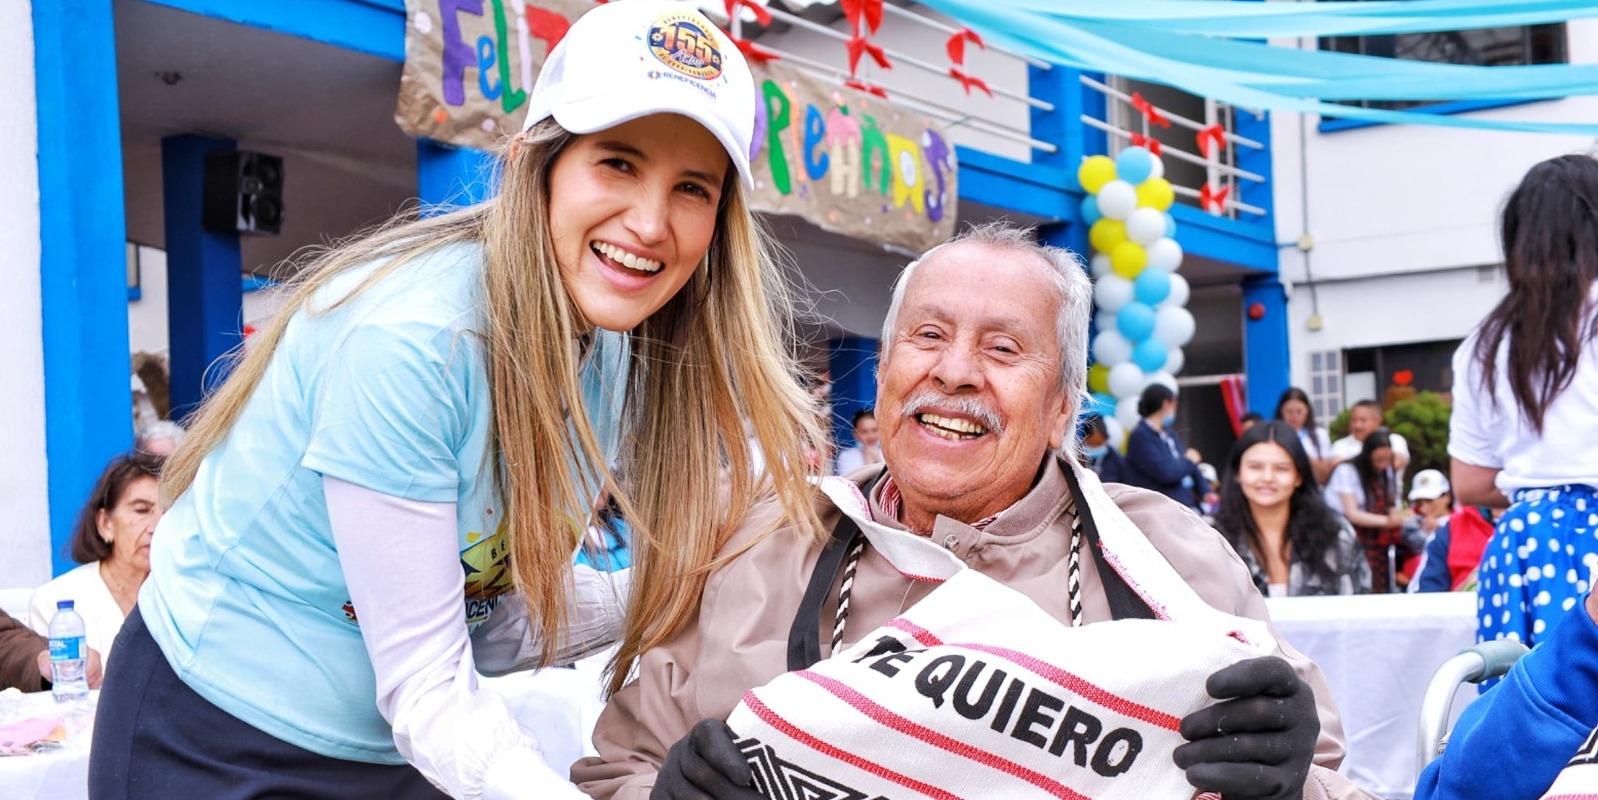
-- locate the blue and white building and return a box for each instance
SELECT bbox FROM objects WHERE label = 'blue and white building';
[6,0,1295,588]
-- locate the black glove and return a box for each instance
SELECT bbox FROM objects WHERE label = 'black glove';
[651,719,764,800]
[1172,656,1320,800]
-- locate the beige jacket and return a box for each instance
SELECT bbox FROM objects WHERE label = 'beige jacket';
[573,457,1372,800]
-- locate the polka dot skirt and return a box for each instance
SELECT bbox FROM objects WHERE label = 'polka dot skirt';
[1478,485,1598,656]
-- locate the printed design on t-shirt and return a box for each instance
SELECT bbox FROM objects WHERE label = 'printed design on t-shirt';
[462,518,514,626]
[737,736,889,800]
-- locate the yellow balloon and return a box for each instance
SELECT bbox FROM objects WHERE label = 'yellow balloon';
[1078,155,1117,195]
[1089,219,1127,254]
[1111,241,1148,279]
[1136,178,1175,211]
[1088,363,1110,395]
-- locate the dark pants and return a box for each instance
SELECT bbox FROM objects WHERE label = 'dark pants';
[90,608,448,800]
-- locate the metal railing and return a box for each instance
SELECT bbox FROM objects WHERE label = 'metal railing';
[1080,74,1268,219]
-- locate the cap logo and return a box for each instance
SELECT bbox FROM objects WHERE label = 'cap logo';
[647,12,724,81]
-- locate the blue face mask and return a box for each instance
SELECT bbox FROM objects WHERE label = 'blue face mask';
[1083,444,1108,460]
[1162,413,1177,428]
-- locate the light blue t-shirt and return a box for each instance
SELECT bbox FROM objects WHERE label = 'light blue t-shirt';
[141,242,628,763]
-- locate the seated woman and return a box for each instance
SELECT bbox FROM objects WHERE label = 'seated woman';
[1213,421,1370,597]
[28,452,164,663]
[1324,431,1418,593]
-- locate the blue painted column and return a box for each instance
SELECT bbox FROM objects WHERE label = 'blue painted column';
[1243,275,1291,416]
[828,337,879,449]
[35,0,133,575]
[164,135,245,423]
[418,140,495,210]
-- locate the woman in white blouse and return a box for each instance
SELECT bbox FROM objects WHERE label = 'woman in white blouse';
[28,452,163,662]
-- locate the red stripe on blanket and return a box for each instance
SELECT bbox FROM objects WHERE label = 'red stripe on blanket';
[955,642,1182,730]
[885,617,945,647]
[795,671,1093,800]
[743,693,965,800]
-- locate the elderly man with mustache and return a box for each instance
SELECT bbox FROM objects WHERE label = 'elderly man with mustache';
[573,223,1370,800]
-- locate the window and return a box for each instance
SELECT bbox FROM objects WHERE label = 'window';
[1307,349,1343,421]
[1321,22,1567,111]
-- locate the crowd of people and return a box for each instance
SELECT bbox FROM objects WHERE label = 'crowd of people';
[2,4,1596,800]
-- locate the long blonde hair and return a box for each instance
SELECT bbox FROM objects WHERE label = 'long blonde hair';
[162,119,824,687]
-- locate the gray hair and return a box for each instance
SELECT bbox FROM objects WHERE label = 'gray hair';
[878,221,1093,410]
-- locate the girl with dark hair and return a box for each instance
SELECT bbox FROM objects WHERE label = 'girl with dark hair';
[27,451,164,664]
[1273,386,1335,485]
[1214,422,1369,597]
[1325,431,1417,593]
[1122,383,1205,508]
[1453,153,1598,648]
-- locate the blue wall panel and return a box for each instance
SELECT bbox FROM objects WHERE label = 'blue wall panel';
[35,0,135,576]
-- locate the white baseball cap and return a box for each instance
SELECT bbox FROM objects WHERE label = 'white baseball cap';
[1408,469,1451,501]
[522,0,756,189]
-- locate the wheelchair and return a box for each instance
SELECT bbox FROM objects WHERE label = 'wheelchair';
[1415,638,1530,775]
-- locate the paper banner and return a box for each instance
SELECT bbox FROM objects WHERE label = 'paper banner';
[395,0,591,152]
[749,62,957,255]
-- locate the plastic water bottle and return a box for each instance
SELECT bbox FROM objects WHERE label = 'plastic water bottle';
[48,600,89,703]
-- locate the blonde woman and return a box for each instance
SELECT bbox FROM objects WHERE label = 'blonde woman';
[89,3,821,799]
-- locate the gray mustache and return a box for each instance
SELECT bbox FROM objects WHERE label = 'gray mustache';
[900,391,1004,435]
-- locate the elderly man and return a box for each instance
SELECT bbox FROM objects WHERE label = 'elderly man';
[572,224,1367,800]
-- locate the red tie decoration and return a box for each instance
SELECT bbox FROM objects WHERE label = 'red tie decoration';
[1200,182,1231,215]
[1130,132,1162,156]
[945,27,991,97]
[721,0,780,64]
[1130,92,1172,129]
[1195,123,1227,158]
[844,78,889,99]
[840,0,891,83]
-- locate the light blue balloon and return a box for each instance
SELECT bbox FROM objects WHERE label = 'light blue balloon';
[1081,195,1102,226]
[1089,392,1116,417]
[1133,268,1172,306]
[1115,147,1155,186]
[1117,302,1157,343]
[1165,214,1178,238]
[1132,338,1168,373]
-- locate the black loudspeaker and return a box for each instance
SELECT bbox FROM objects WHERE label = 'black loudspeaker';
[202,150,284,235]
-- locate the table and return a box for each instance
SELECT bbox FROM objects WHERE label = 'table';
[1266,592,1480,800]
[0,658,606,800]
[0,691,94,800]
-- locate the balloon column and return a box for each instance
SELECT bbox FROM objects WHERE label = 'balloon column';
[1078,146,1196,443]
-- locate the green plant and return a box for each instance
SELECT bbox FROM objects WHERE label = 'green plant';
[1386,391,1451,495]
[1328,408,1352,440]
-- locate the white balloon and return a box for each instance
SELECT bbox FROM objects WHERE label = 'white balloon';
[1093,275,1134,313]
[1154,305,1196,348]
[1165,346,1185,376]
[1096,180,1138,220]
[1095,310,1116,334]
[1146,154,1165,181]
[1146,238,1184,273]
[1092,330,1133,365]
[1125,208,1167,245]
[1115,396,1141,433]
[1103,416,1126,450]
[1161,272,1190,308]
[1108,361,1146,399]
[1146,370,1179,393]
[1090,253,1113,278]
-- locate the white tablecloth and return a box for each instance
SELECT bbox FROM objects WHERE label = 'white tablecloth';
[0,651,610,800]
[0,691,94,800]
[1267,592,1480,800]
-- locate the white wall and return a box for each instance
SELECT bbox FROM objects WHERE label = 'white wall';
[0,2,52,589]
[1272,20,1598,387]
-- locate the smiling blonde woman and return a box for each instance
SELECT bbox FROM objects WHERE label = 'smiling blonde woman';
[88,4,822,799]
